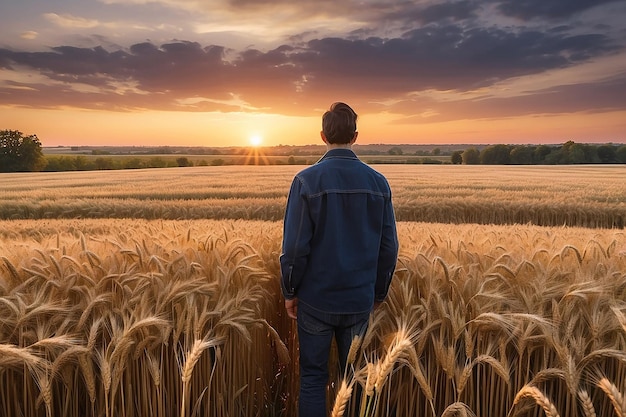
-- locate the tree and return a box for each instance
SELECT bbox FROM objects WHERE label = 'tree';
[451,151,463,164]
[462,147,480,165]
[597,145,617,163]
[73,155,90,170]
[388,146,403,155]
[95,157,114,170]
[534,145,553,163]
[0,130,46,172]
[47,156,80,171]
[510,146,535,164]
[558,141,582,164]
[147,157,166,168]
[617,145,626,163]
[124,158,144,169]
[176,157,191,167]
[480,144,511,164]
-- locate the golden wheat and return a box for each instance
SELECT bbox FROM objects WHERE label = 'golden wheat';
[1,165,624,228]
[597,377,626,417]
[0,211,624,416]
[330,378,353,417]
[180,337,222,417]
[578,389,597,417]
[441,401,476,417]
[512,385,561,417]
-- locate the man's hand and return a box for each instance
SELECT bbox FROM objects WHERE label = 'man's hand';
[285,298,298,320]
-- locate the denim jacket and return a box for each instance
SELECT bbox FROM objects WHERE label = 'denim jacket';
[280,148,399,314]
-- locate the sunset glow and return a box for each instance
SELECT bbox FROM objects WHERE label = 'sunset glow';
[249,135,263,147]
[0,1,624,147]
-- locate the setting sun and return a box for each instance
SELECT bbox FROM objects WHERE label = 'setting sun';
[249,135,263,147]
[243,135,270,165]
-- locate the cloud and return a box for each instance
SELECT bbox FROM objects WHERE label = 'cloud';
[0,19,621,116]
[494,0,623,20]
[20,31,39,40]
[44,13,101,29]
[391,73,626,124]
[0,0,624,123]
[295,25,620,95]
[419,1,479,23]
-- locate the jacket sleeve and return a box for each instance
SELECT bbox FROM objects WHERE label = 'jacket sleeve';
[279,177,312,299]
[375,191,399,302]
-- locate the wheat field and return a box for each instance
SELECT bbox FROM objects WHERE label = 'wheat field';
[1,165,624,227]
[1,165,625,417]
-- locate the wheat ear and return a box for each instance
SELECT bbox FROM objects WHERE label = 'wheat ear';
[330,378,353,417]
[578,389,596,417]
[374,330,412,391]
[512,385,560,417]
[442,401,476,417]
[0,344,43,370]
[597,377,625,417]
[346,334,362,368]
[364,362,377,398]
[260,319,290,365]
[78,352,97,404]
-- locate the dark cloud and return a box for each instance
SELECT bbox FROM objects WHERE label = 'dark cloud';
[0,20,621,115]
[293,25,619,96]
[494,0,622,20]
[214,0,622,29]
[354,1,481,30]
[391,73,626,124]
[419,1,479,23]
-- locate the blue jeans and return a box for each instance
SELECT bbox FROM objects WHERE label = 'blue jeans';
[297,303,370,417]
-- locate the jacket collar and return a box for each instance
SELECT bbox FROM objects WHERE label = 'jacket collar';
[318,148,358,162]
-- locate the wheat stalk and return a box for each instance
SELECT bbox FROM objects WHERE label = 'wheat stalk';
[180,337,223,417]
[95,348,112,417]
[33,368,53,417]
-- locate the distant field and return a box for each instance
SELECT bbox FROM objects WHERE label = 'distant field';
[41,151,448,167]
[1,164,624,228]
[44,151,302,166]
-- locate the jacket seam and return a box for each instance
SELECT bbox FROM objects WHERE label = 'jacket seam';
[306,189,389,198]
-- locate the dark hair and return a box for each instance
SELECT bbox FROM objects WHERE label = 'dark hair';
[322,102,358,144]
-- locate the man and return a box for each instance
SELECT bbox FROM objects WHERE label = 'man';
[280,102,399,417]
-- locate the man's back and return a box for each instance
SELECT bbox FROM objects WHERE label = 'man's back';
[280,148,398,313]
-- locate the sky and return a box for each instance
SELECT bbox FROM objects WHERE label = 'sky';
[1,0,625,148]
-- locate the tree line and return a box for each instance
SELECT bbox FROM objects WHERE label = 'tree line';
[451,141,626,165]
[1,130,625,172]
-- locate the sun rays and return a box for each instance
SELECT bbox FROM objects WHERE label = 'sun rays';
[243,135,271,165]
